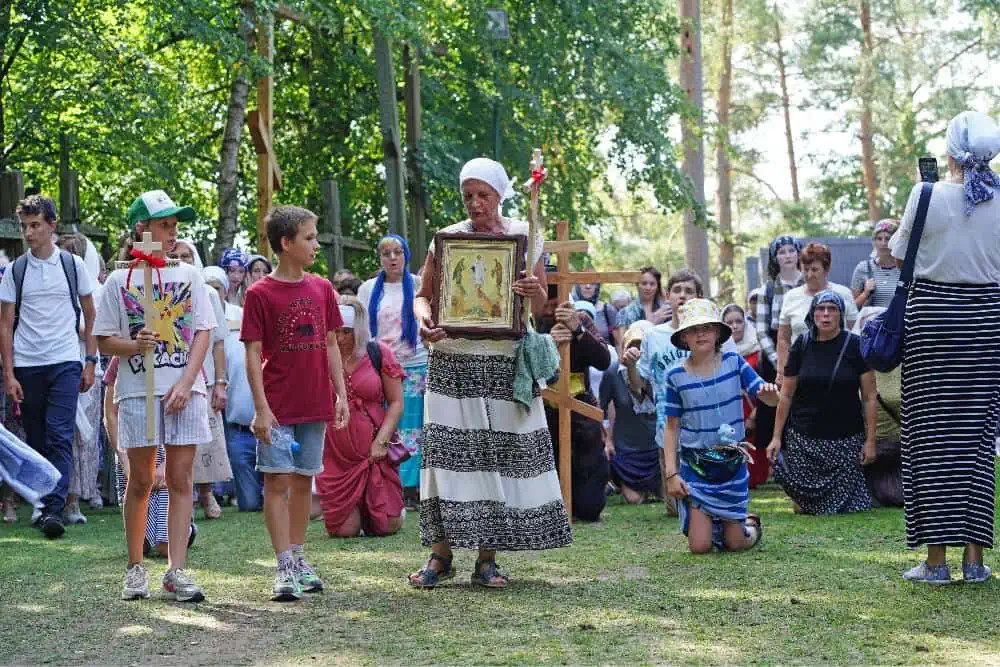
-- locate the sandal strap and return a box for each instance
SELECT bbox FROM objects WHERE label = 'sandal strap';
[474,559,508,584]
[427,552,453,571]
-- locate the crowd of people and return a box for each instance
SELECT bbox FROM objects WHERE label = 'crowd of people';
[1,109,998,599]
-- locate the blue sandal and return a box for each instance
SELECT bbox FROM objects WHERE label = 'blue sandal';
[471,559,509,589]
[408,553,454,589]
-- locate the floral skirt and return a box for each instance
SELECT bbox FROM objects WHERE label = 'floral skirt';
[397,363,426,489]
[773,426,872,515]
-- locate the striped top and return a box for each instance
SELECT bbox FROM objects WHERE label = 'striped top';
[755,276,804,366]
[851,258,900,309]
[660,351,764,450]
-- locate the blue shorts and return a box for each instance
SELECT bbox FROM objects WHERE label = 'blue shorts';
[255,421,326,476]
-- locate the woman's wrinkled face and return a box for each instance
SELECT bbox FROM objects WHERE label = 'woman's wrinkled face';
[723,311,745,343]
[802,260,828,290]
[873,231,891,254]
[578,282,598,299]
[379,239,406,279]
[813,303,841,336]
[461,179,501,227]
[638,273,659,302]
[776,243,799,269]
[174,242,195,265]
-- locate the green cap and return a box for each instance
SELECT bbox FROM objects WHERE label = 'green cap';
[127,190,196,230]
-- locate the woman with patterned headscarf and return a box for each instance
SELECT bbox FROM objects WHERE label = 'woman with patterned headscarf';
[767,290,876,515]
[851,220,900,309]
[219,248,249,307]
[356,234,426,511]
[891,111,1000,585]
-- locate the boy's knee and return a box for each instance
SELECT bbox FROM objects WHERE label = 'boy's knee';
[126,476,154,496]
[164,468,192,492]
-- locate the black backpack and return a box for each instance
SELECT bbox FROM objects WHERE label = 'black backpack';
[11,250,81,333]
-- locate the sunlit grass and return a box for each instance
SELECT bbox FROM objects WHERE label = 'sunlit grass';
[3,480,1000,664]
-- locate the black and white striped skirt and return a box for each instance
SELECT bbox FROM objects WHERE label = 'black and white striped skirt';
[419,338,572,551]
[902,280,1000,548]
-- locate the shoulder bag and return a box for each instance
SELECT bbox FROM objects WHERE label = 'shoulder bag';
[860,183,932,371]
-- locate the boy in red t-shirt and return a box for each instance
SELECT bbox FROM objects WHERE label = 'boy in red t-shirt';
[241,205,349,601]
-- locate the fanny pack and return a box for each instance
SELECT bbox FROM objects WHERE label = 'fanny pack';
[680,444,748,483]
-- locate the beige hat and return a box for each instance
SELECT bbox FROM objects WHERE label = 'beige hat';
[670,298,732,350]
[623,320,653,349]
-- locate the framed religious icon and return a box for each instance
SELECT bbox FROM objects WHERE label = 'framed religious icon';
[432,232,527,339]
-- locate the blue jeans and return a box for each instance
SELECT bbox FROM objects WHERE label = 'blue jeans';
[225,422,263,511]
[15,361,81,516]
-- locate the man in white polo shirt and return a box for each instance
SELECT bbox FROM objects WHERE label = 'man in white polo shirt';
[0,195,98,538]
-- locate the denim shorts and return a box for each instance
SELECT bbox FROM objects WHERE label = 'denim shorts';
[255,421,326,476]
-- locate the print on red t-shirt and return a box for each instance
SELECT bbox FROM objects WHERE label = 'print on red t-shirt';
[241,274,343,425]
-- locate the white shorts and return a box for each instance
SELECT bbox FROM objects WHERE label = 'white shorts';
[117,394,212,449]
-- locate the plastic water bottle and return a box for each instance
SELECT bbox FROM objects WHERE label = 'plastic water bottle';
[271,426,300,454]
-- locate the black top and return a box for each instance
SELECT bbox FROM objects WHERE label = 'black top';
[784,331,869,440]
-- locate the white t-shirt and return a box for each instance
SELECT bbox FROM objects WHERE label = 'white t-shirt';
[357,276,428,367]
[95,262,216,403]
[779,282,858,343]
[890,181,1000,284]
[0,249,97,368]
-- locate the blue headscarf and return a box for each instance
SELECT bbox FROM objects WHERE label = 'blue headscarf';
[368,234,418,350]
[945,111,1000,216]
[219,247,248,269]
[803,289,846,342]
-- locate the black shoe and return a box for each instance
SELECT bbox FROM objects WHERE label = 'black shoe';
[40,514,65,539]
[188,522,198,549]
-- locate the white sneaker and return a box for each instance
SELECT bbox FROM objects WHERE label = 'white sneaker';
[88,497,104,510]
[122,563,151,600]
[31,507,42,525]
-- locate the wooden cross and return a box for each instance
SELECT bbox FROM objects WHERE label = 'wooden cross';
[248,10,282,258]
[541,220,643,511]
[133,232,163,443]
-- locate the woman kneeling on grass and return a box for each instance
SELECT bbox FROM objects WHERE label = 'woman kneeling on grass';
[662,299,779,553]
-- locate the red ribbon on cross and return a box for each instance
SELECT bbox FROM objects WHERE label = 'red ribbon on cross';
[126,248,167,295]
[531,167,547,187]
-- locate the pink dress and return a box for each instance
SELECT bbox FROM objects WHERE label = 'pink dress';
[315,342,405,536]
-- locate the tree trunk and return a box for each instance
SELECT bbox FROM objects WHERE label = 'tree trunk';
[715,0,734,302]
[773,6,799,204]
[859,0,882,222]
[678,0,710,287]
[403,44,427,271]
[213,5,253,260]
[0,0,11,171]
[374,27,407,240]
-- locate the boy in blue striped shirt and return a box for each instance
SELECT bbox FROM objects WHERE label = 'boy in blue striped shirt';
[661,299,778,553]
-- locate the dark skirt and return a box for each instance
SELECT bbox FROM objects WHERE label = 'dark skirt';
[773,426,873,515]
[609,448,662,495]
[901,280,1000,548]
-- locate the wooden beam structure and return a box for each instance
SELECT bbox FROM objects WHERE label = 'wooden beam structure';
[317,179,369,277]
[374,27,407,240]
[252,10,278,258]
[541,220,643,510]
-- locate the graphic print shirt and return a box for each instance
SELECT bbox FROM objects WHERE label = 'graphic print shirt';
[240,274,343,425]
[95,262,216,403]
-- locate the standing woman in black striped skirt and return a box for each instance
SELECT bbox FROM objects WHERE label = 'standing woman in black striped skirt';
[892,111,1000,585]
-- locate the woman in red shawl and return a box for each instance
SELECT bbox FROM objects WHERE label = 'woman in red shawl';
[315,296,405,537]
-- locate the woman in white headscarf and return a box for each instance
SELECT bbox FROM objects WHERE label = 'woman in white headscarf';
[891,111,1000,585]
[408,157,571,589]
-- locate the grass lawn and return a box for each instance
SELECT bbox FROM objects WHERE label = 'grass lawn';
[3,483,1000,665]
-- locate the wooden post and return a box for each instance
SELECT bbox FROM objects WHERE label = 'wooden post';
[403,44,426,271]
[0,170,24,219]
[678,0,710,286]
[540,220,643,511]
[373,27,407,240]
[318,179,368,279]
[254,10,276,257]
[59,135,80,227]
[133,232,162,443]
